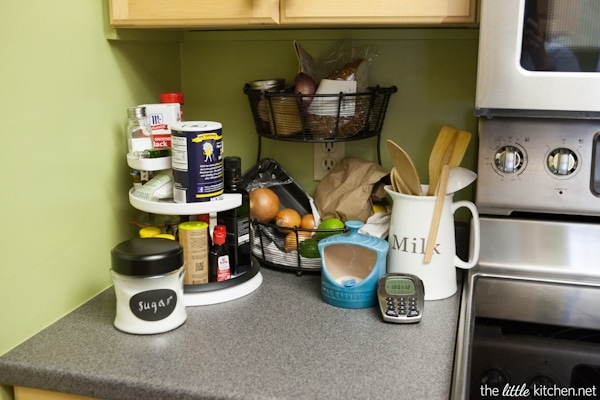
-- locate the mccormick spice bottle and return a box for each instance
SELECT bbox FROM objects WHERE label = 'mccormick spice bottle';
[209,225,231,282]
[217,156,251,275]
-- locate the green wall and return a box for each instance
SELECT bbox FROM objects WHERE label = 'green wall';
[0,2,180,398]
[0,3,478,400]
[180,29,479,195]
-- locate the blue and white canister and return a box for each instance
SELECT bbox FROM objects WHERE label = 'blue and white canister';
[170,121,224,203]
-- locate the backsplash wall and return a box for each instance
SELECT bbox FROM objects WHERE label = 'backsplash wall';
[180,28,479,196]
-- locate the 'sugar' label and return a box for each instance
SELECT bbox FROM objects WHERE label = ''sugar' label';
[130,289,177,321]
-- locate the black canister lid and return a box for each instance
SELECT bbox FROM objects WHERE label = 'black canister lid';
[111,238,184,277]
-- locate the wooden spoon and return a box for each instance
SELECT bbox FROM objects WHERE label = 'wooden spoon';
[391,167,411,194]
[424,164,450,264]
[426,126,472,196]
[390,168,400,192]
[387,140,422,196]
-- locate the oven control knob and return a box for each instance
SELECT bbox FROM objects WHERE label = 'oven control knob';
[528,375,556,399]
[494,146,524,173]
[547,148,577,176]
[480,368,509,390]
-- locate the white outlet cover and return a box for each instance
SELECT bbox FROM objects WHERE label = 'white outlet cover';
[313,142,345,181]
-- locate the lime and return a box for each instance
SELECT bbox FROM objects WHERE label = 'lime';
[315,218,345,239]
[299,239,321,258]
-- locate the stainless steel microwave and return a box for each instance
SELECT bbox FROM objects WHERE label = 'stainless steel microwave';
[475,0,600,118]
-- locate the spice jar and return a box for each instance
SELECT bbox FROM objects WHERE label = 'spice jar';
[110,238,187,334]
[126,106,152,157]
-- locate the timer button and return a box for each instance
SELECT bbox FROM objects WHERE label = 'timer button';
[386,309,398,317]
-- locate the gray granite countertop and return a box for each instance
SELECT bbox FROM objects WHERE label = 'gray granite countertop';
[0,267,460,400]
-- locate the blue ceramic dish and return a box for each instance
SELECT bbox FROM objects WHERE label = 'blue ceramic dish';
[319,220,389,309]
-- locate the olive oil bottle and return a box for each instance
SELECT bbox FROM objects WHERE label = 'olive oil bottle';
[217,157,251,275]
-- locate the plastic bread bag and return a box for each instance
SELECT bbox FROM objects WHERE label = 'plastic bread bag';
[316,40,379,92]
[294,40,379,92]
[242,158,322,253]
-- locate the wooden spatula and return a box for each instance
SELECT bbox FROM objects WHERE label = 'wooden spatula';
[426,126,471,196]
[427,126,457,196]
[387,140,422,196]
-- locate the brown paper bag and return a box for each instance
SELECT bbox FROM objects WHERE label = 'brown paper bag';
[314,157,389,222]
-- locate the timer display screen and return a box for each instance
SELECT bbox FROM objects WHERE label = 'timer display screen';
[385,277,415,296]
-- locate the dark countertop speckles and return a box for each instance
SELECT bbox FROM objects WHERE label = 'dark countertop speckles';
[0,267,460,400]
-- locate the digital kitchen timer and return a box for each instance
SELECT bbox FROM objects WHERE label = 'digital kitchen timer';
[377,273,424,323]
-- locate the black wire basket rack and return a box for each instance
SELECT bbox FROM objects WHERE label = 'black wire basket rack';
[244,84,397,142]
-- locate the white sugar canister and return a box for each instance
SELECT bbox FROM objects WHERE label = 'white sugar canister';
[110,238,187,334]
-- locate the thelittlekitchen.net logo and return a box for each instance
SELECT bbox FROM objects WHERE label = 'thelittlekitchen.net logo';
[480,383,597,398]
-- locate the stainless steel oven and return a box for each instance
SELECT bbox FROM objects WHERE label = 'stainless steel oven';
[452,214,600,399]
[451,116,600,399]
[452,0,600,396]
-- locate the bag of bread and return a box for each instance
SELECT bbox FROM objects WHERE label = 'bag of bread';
[317,40,378,91]
[293,40,379,138]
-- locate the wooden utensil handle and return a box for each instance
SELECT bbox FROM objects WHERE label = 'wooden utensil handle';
[424,164,450,264]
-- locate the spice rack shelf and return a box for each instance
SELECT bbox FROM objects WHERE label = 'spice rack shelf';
[126,153,172,171]
[129,189,242,215]
[126,154,263,306]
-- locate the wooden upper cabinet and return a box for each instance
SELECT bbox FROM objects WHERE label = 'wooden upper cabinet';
[280,0,478,26]
[108,0,477,29]
[109,0,280,28]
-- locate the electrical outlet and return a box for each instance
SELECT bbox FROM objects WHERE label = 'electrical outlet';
[313,142,345,181]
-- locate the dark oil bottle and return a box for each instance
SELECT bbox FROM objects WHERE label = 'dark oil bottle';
[217,156,251,275]
[209,225,231,282]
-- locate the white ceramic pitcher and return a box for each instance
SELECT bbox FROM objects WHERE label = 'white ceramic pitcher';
[384,185,480,300]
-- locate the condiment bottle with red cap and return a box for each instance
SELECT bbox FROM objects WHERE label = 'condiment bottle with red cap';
[160,92,184,120]
[209,225,231,282]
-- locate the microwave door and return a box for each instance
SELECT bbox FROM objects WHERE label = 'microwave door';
[521,0,599,73]
[595,133,600,195]
[475,0,600,118]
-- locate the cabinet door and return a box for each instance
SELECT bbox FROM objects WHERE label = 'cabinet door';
[280,0,478,25]
[109,0,279,28]
[14,386,99,400]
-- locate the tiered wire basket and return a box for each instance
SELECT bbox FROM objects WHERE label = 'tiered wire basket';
[244,84,397,142]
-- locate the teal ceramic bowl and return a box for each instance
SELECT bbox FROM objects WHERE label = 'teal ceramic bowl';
[319,220,389,309]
